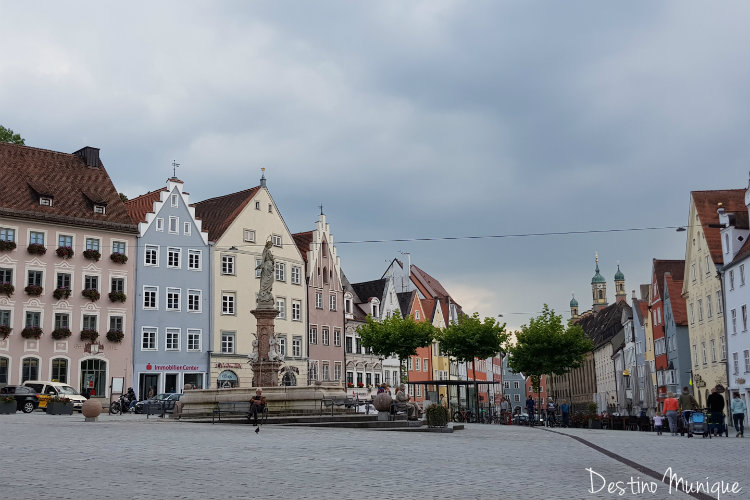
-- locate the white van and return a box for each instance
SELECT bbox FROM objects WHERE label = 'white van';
[22,381,88,411]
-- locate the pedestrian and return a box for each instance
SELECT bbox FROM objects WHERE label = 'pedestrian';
[663,392,680,436]
[730,392,746,438]
[560,399,570,428]
[147,385,155,399]
[706,386,726,437]
[653,413,665,435]
[678,386,699,425]
[526,395,535,425]
[546,397,556,426]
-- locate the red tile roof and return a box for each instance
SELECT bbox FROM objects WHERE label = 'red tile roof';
[664,273,688,326]
[193,187,261,242]
[411,265,451,298]
[692,189,746,264]
[420,298,435,323]
[651,259,685,304]
[0,143,137,233]
[292,231,314,263]
[125,188,167,224]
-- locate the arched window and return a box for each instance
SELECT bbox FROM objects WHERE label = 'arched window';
[282,372,297,386]
[22,357,39,382]
[217,370,238,388]
[323,266,328,284]
[80,358,107,397]
[51,358,68,383]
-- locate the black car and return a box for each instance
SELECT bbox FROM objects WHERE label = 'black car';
[0,385,40,413]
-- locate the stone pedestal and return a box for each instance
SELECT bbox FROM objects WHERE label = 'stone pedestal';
[250,307,281,387]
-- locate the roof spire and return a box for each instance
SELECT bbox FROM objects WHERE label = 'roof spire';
[260,167,267,188]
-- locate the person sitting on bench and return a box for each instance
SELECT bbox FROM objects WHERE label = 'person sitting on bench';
[248,389,266,426]
[395,384,419,420]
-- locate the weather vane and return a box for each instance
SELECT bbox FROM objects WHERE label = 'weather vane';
[172,160,180,178]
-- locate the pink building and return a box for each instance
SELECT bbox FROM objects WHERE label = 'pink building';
[0,144,137,400]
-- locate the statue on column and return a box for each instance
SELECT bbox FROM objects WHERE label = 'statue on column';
[256,240,275,308]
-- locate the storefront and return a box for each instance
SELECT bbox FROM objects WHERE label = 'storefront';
[134,361,207,399]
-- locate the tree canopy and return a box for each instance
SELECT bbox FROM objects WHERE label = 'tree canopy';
[356,310,436,367]
[0,125,25,145]
[437,312,508,372]
[507,304,593,378]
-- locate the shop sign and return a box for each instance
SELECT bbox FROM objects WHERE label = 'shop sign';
[216,363,243,369]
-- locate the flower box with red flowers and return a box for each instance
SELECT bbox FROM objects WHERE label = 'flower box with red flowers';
[53,287,71,300]
[108,291,127,303]
[347,382,354,388]
[51,328,72,340]
[0,325,11,339]
[0,240,17,252]
[21,327,43,339]
[81,288,100,301]
[83,249,101,261]
[106,329,124,343]
[110,252,128,264]
[24,285,43,296]
[1,283,15,297]
[55,246,74,259]
[357,382,365,388]
[80,329,99,342]
[27,243,47,256]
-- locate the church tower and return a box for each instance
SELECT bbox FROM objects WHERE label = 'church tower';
[591,253,608,312]
[614,264,626,303]
[570,293,579,320]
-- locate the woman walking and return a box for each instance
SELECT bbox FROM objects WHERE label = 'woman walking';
[663,392,680,436]
[731,392,746,438]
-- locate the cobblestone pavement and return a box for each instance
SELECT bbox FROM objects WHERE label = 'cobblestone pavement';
[1,412,748,500]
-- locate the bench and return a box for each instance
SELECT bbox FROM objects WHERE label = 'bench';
[320,396,357,417]
[145,399,177,419]
[212,401,267,424]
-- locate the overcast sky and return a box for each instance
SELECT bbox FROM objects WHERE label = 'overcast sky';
[1,1,748,331]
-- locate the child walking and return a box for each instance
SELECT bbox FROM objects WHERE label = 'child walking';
[653,413,664,435]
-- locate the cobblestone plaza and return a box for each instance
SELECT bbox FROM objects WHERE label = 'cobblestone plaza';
[1,413,748,500]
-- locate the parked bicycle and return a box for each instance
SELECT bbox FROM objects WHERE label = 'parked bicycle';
[452,408,474,423]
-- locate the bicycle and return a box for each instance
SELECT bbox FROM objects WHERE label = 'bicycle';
[452,408,473,423]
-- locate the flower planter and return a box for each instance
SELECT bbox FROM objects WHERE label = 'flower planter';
[83,249,101,262]
[108,291,126,303]
[51,328,72,340]
[110,252,128,264]
[106,329,124,343]
[0,400,16,414]
[55,246,74,259]
[80,329,99,342]
[0,283,15,297]
[21,327,43,339]
[46,401,74,415]
[0,240,16,252]
[53,287,71,300]
[426,405,449,428]
[24,285,43,296]
[81,289,100,301]
[0,325,11,339]
[27,243,46,256]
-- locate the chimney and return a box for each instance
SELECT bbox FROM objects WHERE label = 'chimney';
[74,147,101,168]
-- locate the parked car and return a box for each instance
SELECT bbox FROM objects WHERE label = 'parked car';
[134,393,182,414]
[22,381,88,411]
[0,385,40,413]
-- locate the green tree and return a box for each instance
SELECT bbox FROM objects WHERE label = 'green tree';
[437,312,508,415]
[0,125,25,145]
[356,310,436,384]
[507,304,593,415]
[119,193,129,203]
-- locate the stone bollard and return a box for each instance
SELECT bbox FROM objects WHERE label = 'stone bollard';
[82,399,102,422]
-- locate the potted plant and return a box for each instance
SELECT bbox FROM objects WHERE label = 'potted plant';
[81,288,100,301]
[24,284,43,296]
[51,327,72,340]
[357,382,364,388]
[106,329,124,343]
[53,287,71,300]
[21,326,43,339]
[82,249,101,261]
[55,246,74,258]
[27,243,47,255]
[347,382,354,388]
[110,252,128,264]
[426,404,449,428]
[80,329,99,342]
[0,324,11,339]
[0,282,14,297]
[0,395,16,414]
[587,402,601,429]
[108,291,127,303]
[46,396,74,415]
[0,240,17,252]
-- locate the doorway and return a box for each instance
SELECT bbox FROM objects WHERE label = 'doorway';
[139,373,159,400]
[165,373,178,393]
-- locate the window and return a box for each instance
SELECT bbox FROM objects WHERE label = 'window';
[27,270,43,287]
[355,337,362,354]
[345,336,353,353]
[221,332,235,354]
[415,358,420,371]
[111,277,124,294]
[689,303,694,324]
[315,292,323,309]
[424,358,429,372]
[333,329,341,347]
[143,286,157,309]
[372,303,380,317]
[740,264,746,286]
[58,234,72,249]
[745,350,750,373]
[93,204,105,215]
[142,328,157,350]
[112,241,126,255]
[710,339,717,363]
[702,342,707,364]
[168,248,181,268]
[345,297,352,314]
[732,309,738,334]
[717,291,723,315]
[292,337,301,357]
[276,298,286,319]
[383,371,389,385]
[84,275,98,291]
[277,336,286,356]
[309,362,318,381]
[188,290,202,312]
[82,314,97,331]
[54,313,69,330]
[329,294,337,311]
[275,262,286,282]
[85,237,100,251]
[155,218,164,231]
[169,216,179,234]
[188,250,201,270]
[0,227,15,243]
[291,266,301,285]
[693,344,698,366]
[334,363,342,381]
[145,245,158,266]
[30,231,44,246]
[272,234,282,247]
[51,358,68,383]
[706,295,713,318]
[733,353,740,374]
[166,329,180,351]
[222,293,236,315]
[40,196,53,206]
[309,326,318,345]
[0,268,12,284]
[691,263,696,282]
[268,203,273,213]
[166,288,181,311]
[171,193,178,207]
[514,394,521,402]
[184,222,191,236]
[109,316,123,333]
[720,336,726,360]
[697,299,703,322]
[322,328,329,346]
[415,311,420,320]
[255,259,262,278]
[22,358,39,382]
[504,381,509,389]
[408,358,413,370]
[221,255,235,275]
[255,201,260,210]
[291,300,301,321]
[742,305,748,331]
[244,229,255,242]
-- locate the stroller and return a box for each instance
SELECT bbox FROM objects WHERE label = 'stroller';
[683,410,709,438]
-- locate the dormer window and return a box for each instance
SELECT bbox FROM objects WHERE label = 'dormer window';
[94,204,106,214]
[171,194,178,207]
[40,197,53,207]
